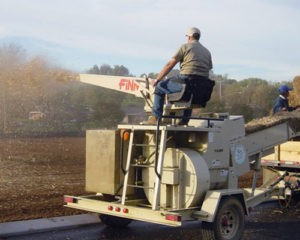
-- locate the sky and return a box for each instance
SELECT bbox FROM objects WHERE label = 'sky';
[0,0,299,82]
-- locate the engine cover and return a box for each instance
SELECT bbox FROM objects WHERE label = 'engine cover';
[142,148,210,209]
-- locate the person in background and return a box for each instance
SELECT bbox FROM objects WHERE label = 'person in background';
[273,84,300,114]
[143,27,213,125]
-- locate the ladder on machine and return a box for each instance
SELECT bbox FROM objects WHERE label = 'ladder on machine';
[120,125,168,210]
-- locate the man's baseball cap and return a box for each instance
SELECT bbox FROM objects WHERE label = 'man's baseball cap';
[186,27,201,37]
[279,84,293,93]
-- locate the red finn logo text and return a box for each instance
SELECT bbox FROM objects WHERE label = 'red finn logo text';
[119,79,139,92]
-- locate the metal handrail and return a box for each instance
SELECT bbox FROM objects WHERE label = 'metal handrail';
[154,117,162,179]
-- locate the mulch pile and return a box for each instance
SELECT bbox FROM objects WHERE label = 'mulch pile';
[245,109,300,134]
[290,76,300,106]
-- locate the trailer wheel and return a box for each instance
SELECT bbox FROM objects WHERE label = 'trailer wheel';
[99,214,132,228]
[201,197,245,240]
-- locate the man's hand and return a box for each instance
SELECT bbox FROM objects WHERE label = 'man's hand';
[152,79,160,87]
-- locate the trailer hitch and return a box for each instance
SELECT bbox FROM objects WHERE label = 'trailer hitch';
[270,171,289,188]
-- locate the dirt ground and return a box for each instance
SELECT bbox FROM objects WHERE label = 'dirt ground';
[0,137,86,223]
[0,137,298,225]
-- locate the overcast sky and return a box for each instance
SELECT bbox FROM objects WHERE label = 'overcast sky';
[0,0,299,82]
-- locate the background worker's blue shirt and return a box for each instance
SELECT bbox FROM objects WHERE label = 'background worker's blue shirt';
[273,95,294,114]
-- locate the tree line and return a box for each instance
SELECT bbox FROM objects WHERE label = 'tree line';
[0,44,291,136]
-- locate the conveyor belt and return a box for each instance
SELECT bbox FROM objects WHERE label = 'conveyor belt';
[245,111,300,158]
[245,110,300,134]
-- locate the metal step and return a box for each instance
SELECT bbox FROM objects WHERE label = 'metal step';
[127,184,154,189]
[131,164,154,168]
[133,143,156,147]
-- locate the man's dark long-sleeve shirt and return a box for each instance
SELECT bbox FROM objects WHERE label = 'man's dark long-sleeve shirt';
[273,95,295,114]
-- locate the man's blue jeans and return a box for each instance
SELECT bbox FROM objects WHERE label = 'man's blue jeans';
[152,75,192,122]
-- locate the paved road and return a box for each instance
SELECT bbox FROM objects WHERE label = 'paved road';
[4,220,300,240]
[3,202,300,240]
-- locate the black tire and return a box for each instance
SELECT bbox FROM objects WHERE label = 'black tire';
[201,197,245,240]
[99,214,132,228]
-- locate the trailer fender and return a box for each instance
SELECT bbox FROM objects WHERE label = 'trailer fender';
[193,189,248,222]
